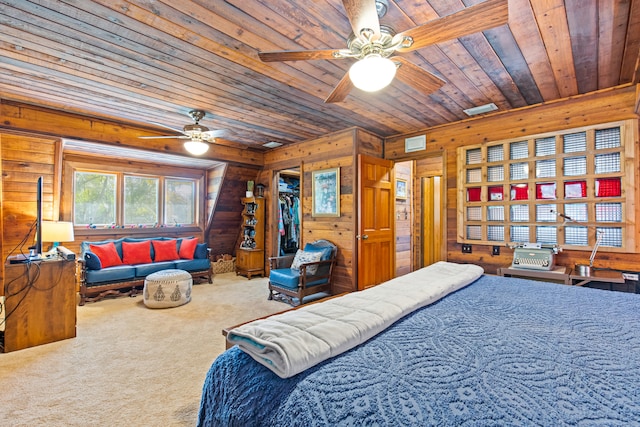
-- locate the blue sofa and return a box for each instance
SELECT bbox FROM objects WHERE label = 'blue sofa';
[79,237,212,305]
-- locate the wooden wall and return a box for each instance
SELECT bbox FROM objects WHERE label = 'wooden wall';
[207,164,260,258]
[262,128,384,294]
[0,133,59,279]
[385,84,640,274]
[0,100,265,166]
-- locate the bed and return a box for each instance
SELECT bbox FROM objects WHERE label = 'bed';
[198,263,640,426]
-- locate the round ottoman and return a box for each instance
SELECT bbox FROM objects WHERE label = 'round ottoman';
[143,269,192,308]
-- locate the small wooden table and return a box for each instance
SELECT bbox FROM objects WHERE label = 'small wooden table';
[570,269,625,288]
[497,265,571,285]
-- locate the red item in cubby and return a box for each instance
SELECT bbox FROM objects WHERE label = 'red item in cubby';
[467,187,481,202]
[510,184,528,200]
[596,178,621,197]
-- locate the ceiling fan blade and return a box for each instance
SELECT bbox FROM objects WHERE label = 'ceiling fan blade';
[138,135,189,140]
[259,49,343,62]
[396,0,508,53]
[202,129,227,139]
[325,72,354,103]
[148,121,187,135]
[393,57,445,94]
[342,0,381,39]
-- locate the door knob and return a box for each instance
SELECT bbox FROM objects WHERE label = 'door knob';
[356,234,369,240]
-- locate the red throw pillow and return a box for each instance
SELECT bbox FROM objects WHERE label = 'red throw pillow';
[89,242,123,268]
[179,238,198,260]
[122,240,152,265]
[152,239,179,262]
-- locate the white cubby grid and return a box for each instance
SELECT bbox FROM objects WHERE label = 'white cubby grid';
[457,121,635,251]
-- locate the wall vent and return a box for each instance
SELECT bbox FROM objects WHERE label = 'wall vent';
[405,135,426,153]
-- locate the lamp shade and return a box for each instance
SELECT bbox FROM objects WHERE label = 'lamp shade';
[41,221,75,243]
[184,140,209,155]
[349,55,397,92]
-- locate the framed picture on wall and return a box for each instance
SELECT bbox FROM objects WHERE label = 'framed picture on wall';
[396,179,408,199]
[312,167,340,217]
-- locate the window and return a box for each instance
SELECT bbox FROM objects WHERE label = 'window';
[74,172,117,225]
[72,170,200,228]
[165,178,196,226]
[457,120,637,252]
[124,176,159,226]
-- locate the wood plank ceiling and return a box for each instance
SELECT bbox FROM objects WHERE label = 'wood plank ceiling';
[1,0,639,152]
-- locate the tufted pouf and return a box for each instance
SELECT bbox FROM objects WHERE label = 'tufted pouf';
[143,269,192,308]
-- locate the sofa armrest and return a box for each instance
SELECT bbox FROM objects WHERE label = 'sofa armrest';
[269,254,295,269]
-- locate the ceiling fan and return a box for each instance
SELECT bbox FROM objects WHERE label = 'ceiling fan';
[258,0,508,103]
[138,110,226,155]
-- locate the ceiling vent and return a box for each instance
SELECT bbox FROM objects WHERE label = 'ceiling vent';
[263,141,283,148]
[463,103,498,116]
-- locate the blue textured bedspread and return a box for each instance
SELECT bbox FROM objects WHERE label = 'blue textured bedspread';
[198,275,640,426]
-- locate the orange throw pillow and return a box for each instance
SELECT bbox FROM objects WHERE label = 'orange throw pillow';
[89,242,123,268]
[122,240,152,265]
[152,239,179,262]
[179,238,198,260]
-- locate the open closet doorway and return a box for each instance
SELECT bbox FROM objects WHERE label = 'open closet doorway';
[395,160,413,276]
[275,168,301,256]
[416,153,446,268]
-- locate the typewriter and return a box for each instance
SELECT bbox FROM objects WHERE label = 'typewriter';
[510,243,559,271]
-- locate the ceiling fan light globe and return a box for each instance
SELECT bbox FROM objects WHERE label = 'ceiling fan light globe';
[184,140,209,155]
[349,55,396,92]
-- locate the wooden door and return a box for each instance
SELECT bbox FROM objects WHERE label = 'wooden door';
[422,175,445,267]
[357,155,395,290]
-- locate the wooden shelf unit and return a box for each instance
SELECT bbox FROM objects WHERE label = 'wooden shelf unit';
[236,196,265,279]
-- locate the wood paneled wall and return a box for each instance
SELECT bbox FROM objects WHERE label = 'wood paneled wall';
[385,84,640,274]
[0,100,265,166]
[262,128,384,294]
[0,133,59,282]
[207,164,260,258]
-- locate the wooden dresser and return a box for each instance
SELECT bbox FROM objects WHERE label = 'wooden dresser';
[2,259,76,352]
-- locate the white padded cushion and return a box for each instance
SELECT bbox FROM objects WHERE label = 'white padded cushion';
[290,250,323,275]
[143,269,192,308]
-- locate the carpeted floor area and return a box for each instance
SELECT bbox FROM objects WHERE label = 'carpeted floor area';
[0,273,289,426]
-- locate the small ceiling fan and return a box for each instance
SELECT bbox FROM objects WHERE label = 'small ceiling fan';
[258,0,508,103]
[139,110,226,155]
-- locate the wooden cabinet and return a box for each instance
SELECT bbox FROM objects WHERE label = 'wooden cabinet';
[236,196,265,279]
[2,259,76,352]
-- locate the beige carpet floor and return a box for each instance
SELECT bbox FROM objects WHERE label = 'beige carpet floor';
[0,273,289,426]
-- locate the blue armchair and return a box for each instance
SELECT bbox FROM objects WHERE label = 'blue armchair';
[268,239,337,306]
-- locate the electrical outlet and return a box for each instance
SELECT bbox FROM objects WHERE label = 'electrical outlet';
[492,246,500,256]
[462,244,472,254]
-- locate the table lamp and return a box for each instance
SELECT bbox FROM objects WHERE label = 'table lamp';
[41,221,75,256]
[552,210,603,276]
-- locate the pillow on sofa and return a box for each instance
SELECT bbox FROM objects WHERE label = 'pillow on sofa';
[194,243,208,259]
[122,240,152,265]
[85,252,102,270]
[152,239,179,262]
[290,249,323,275]
[179,238,198,260]
[89,242,123,268]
